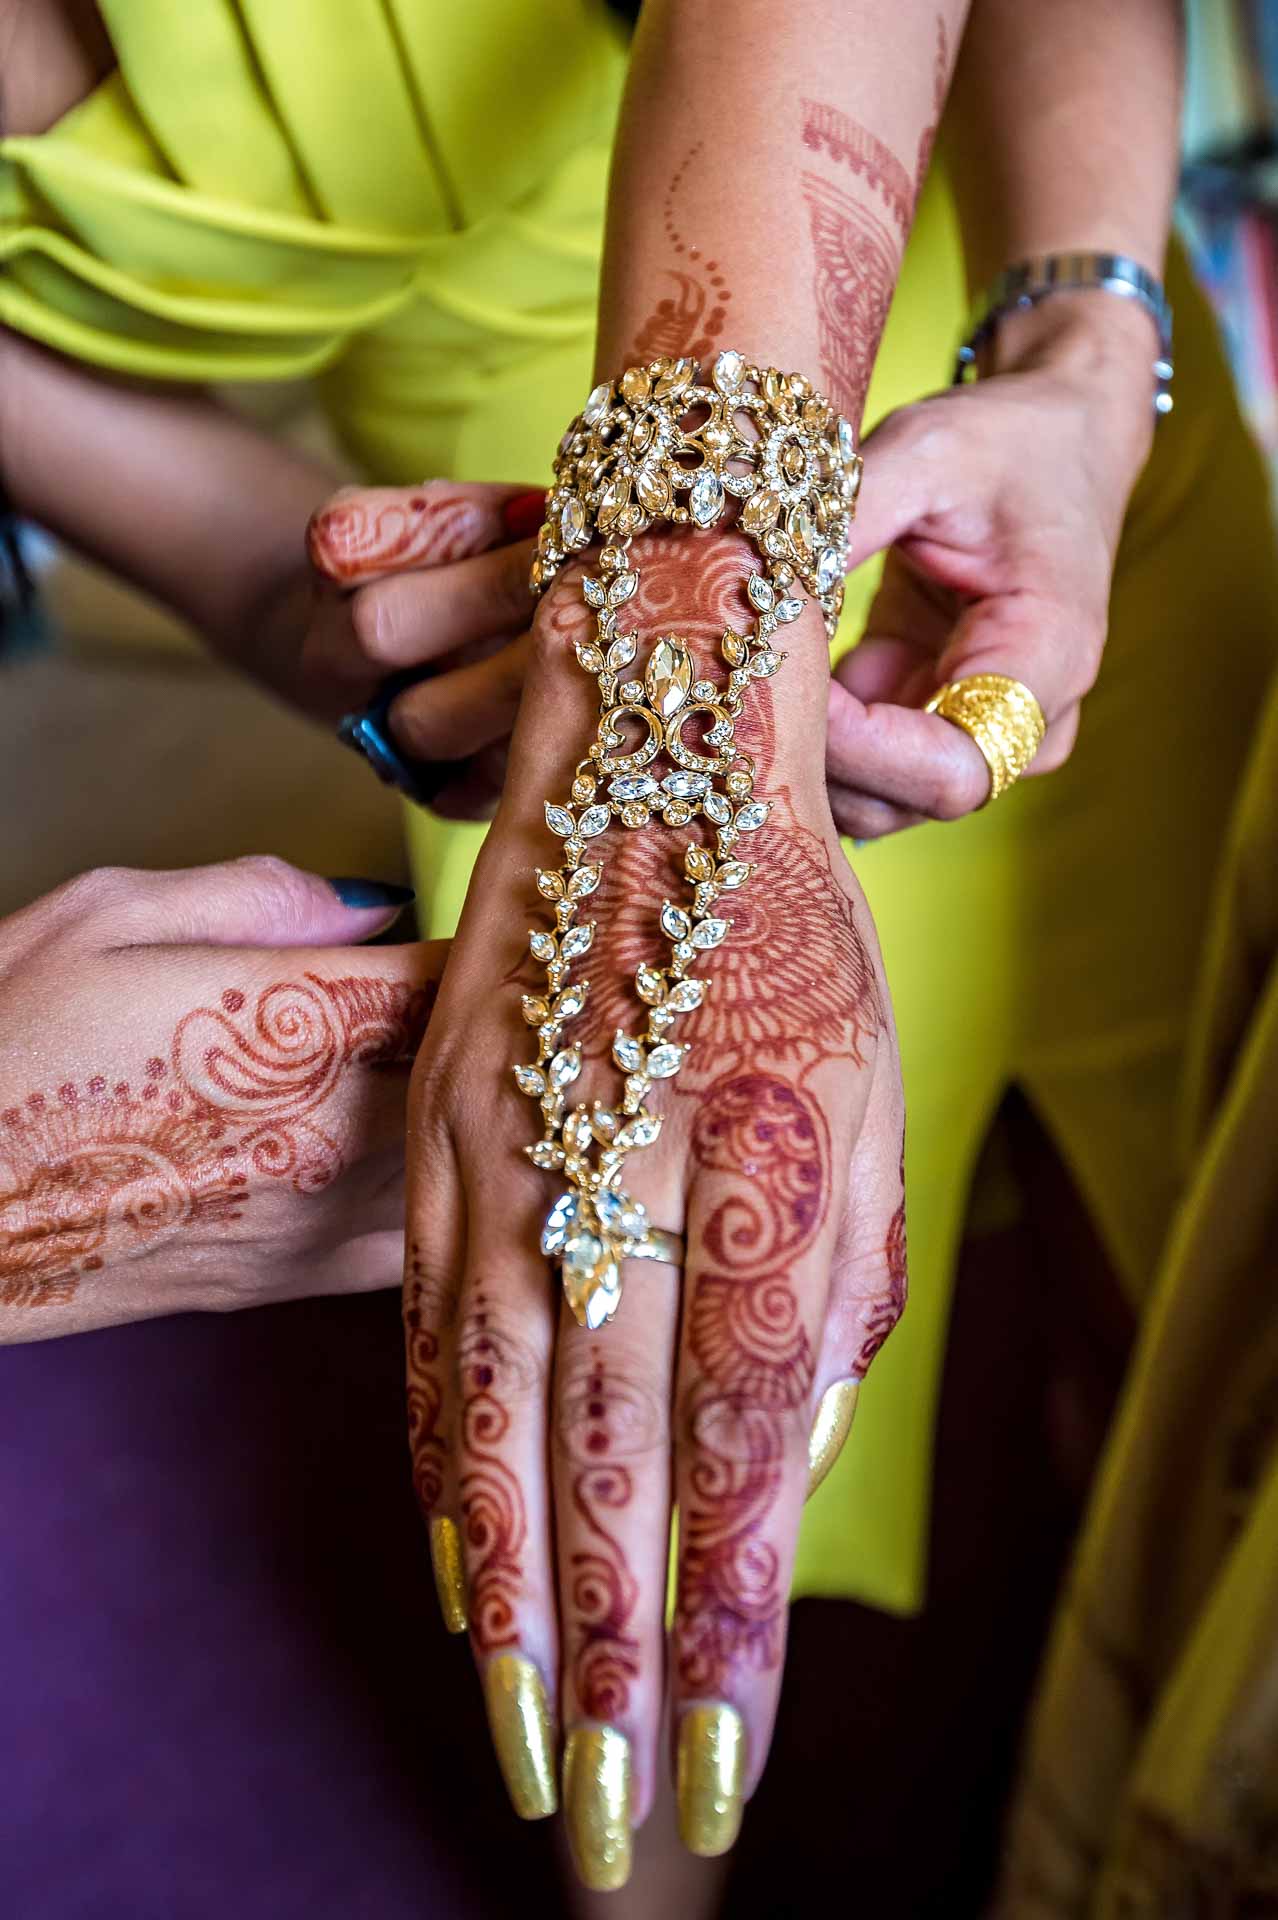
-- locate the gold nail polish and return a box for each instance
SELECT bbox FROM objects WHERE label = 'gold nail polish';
[429,1516,468,1635]
[806,1379,861,1499]
[677,1704,745,1857]
[564,1726,632,1891]
[483,1654,558,1820]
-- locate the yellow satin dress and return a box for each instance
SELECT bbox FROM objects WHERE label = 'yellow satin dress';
[4,0,1276,1618]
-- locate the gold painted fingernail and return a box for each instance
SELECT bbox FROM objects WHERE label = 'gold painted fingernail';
[429,1516,468,1634]
[564,1726,632,1891]
[806,1379,861,1499]
[483,1654,558,1820]
[677,1704,745,1857]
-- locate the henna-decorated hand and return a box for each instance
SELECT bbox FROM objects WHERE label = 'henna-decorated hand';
[824,292,1159,836]
[403,529,906,1887]
[289,480,545,817]
[0,858,444,1340]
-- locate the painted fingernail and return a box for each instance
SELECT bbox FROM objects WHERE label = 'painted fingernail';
[483,1654,558,1819]
[564,1726,632,1891]
[428,1516,468,1635]
[806,1379,861,1498]
[325,877,415,912]
[500,488,547,540]
[677,1704,745,1857]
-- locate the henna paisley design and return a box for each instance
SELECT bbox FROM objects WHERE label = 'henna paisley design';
[0,974,430,1309]
[674,1074,826,1695]
[801,173,898,423]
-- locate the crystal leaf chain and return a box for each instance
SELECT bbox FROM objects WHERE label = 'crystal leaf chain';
[518,350,862,1331]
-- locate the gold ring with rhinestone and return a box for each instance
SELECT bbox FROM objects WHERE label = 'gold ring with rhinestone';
[925,673,1047,804]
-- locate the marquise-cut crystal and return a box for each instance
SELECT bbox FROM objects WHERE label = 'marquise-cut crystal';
[555,982,588,1016]
[612,1033,644,1073]
[787,504,816,550]
[713,349,744,392]
[741,488,780,536]
[608,571,638,606]
[689,470,725,528]
[569,864,602,897]
[747,575,775,613]
[775,598,804,624]
[536,869,564,900]
[817,545,844,595]
[665,978,706,1013]
[515,1064,547,1096]
[660,902,691,940]
[530,930,557,960]
[646,638,693,719]
[561,1230,622,1331]
[702,791,732,824]
[561,922,595,959]
[541,1191,578,1253]
[750,650,780,677]
[560,496,588,548]
[685,846,715,882]
[596,1187,649,1242]
[549,1048,581,1090]
[837,415,856,464]
[522,994,550,1025]
[663,770,709,798]
[636,963,665,1003]
[583,382,611,424]
[577,805,610,837]
[691,918,728,950]
[545,803,576,837]
[582,576,605,608]
[607,633,637,671]
[735,800,770,831]
[574,643,605,673]
[608,774,658,802]
[618,1111,662,1149]
[646,1044,685,1078]
[716,862,750,889]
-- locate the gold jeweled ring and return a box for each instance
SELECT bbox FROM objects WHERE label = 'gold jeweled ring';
[925,673,1047,804]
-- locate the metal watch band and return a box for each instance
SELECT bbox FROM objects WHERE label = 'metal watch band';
[954,252,1175,417]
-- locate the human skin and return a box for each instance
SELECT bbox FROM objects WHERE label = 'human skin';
[0,857,446,1340]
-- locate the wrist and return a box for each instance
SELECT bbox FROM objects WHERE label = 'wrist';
[982,292,1160,462]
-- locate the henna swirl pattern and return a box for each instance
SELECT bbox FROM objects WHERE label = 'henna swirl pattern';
[457,1295,533,1656]
[0,973,430,1309]
[307,487,486,585]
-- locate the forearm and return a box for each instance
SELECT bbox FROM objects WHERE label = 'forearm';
[596,0,966,424]
[0,327,338,669]
[947,0,1184,290]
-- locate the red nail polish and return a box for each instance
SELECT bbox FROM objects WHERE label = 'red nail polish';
[501,489,547,541]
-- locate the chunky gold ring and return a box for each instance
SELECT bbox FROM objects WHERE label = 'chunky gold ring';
[628,1228,684,1268]
[925,673,1046,804]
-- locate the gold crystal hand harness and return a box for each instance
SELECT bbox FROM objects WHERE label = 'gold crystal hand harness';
[519,350,862,1331]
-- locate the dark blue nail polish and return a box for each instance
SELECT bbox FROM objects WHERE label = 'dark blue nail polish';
[326,878,416,911]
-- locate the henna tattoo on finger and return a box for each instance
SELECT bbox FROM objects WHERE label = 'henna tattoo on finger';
[456,1293,537,1655]
[674,1074,826,1694]
[307,488,489,585]
[853,1127,907,1375]
[0,974,431,1309]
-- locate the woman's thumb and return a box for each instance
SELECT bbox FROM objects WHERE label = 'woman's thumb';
[102,857,415,950]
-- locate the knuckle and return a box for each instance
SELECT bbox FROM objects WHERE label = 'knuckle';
[225,854,317,942]
[350,583,399,663]
[554,1348,668,1464]
[678,1379,811,1467]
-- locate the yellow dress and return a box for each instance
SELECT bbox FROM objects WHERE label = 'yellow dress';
[4,0,1276,1618]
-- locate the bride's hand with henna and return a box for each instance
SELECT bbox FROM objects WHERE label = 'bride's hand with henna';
[401,529,906,1885]
[0,857,443,1340]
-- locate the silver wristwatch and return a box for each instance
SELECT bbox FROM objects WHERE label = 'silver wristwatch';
[954,252,1175,417]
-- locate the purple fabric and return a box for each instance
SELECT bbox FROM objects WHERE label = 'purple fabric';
[0,1295,559,1919]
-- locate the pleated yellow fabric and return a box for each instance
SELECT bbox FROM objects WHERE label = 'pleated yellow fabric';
[3,2,1276,1618]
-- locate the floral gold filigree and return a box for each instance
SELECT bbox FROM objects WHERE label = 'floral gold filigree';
[519,351,862,1331]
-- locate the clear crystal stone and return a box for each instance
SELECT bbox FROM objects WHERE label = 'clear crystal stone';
[776,597,804,623]
[545,803,576,837]
[750,650,780,677]
[636,963,666,1003]
[665,978,706,1013]
[555,982,588,1016]
[577,804,610,837]
[689,469,725,527]
[735,800,770,831]
[787,504,816,551]
[817,545,844,595]
[530,930,557,960]
[561,922,594,959]
[560,496,588,548]
[663,770,710,798]
[609,571,638,605]
[560,1229,622,1331]
[582,576,605,608]
[619,1111,662,1149]
[612,1032,644,1073]
[747,575,775,612]
[570,864,601,897]
[717,862,750,889]
[691,918,728,950]
[583,382,611,424]
[837,415,856,464]
[541,1191,578,1254]
[619,679,644,704]
[646,638,693,718]
[528,1140,564,1170]
[515,1064,546,1096]
[661,902,691,940]
[692,680,718,702]
[703,791,732,824]
[713,349,744,392]
[596,1187,648,1242]
[549,1048,581,1089]
[608,774,658,801]
[646,1044,684,1078]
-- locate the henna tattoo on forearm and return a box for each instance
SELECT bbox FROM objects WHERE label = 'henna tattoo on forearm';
[674,1074,826,1693]
[800,14,949,419]
[0,974,430,1309]
[627,143,735,365]
[307,488,487,585]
